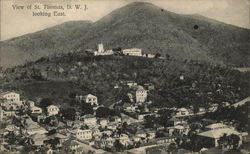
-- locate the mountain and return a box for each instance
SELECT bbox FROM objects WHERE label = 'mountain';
[1,2,249,68]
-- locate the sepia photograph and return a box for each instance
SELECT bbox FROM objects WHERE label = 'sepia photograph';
[0,0,249,153]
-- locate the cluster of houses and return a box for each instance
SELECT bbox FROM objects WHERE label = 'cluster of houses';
[91,43,155,58]
[0,85,249,154]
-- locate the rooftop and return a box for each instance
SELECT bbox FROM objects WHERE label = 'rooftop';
[198,128,240,139]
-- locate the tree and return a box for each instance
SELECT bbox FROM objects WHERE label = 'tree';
[39,98,53,108]
[228,134,240,149]
[61,108,76,120]
[155,53,161,58]
[96,107,119,118]
[82,103,94,115]
[168,143,177,153]
[114,139,124,152]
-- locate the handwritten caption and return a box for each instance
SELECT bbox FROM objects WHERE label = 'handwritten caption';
[12,3,88,17]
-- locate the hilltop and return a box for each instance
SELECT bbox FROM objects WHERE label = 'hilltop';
[1,2,249,68]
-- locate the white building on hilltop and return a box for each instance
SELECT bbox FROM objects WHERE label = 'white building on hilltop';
[94,43,113,56]
[122,48,142,56]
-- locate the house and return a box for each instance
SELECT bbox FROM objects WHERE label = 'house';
[0,106,16,121]
[99,118,109,128]
[30,106,42,114]
[117,134,131,146]
[127,81,138,88]
[198,127,242,148]
[95,137,115,148]
[46,105,59,116]
[72,129,92,140]
[135,129,147,138]
[175,108,190,116]
[167,124,189,136]
[0,99,23,111]
[41,147,53,154]
[107,122,118,130]
[83,114,97,126]
[168,117,187,126]
[92,128,101,137]
[205,123,230,131]
[24,119,48,135]
[5,124,20,135]
[48,133,68,147]
[63,139,82,151]
[145,129,156,139]
[123,103,136,112]
[0,91,20,103]
[136,112,153,121]
[28,133,48,146]
[76,94,98,106]
[156,136,176,144]
[26,100,35,108]
[122,48,142,56]
[136,86,148,103]
[110,116,122,123]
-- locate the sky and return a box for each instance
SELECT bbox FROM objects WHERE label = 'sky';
[1,0,249,41]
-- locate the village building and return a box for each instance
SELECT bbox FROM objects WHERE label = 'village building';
[123,103,136,112]
[0,91,20,103]
[46,105,59,116]
[63,139,82,152]
[117,134,131,146]
[198,127,242,148]
[122,48,142,56]
[76,94,98,106]
[48,133,68,147]
[0,106,16,121]
[145,129,156,140]
[72,129,92,140]
[110,116,122,123]
[95,137,115,149]
[136,86,148,103]
[127,81,138,88]
[83,114,97,126]
[99,118,109,128]
[205,123,230,131]
[28,133,48,146]
[30,106,42,114]
[23,119,48,135]
[174,108,190,116]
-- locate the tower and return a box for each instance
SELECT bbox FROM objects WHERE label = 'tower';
[98,43,104,53]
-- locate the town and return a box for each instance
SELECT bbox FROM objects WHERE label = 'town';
[0,43,249,154]
[0,82,249,153]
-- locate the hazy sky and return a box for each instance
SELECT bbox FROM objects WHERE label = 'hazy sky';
[1,0,249,40]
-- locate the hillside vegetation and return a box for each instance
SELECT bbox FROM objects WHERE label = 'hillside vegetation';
[0,53,248,108]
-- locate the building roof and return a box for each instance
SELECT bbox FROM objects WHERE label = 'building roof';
[49,133,67,139]
[198,128,240,139]
[137,86,145,91]
[29,133,47,140]
[205,123,229,129]
[84,114,96,119]
[177,108,188,111]
[84,94,97,98]
[63,139,81,147]
[46,105,59,109]
[0,91,19,97]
